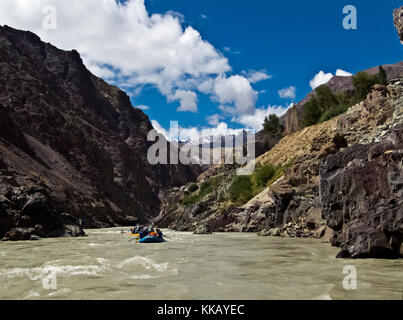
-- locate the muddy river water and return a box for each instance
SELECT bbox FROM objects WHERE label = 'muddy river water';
[0,228,402,300]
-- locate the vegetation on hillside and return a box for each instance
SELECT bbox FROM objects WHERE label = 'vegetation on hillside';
[263,114,284,135]
[181,175,223,206]
[180,159,295,208]
[229,160,294,205]
[303,66,388,127]
[187,183,199,193]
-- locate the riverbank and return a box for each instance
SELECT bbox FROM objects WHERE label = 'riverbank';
[0,228,402,300]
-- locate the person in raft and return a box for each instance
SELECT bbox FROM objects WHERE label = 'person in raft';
[140,227,150,239]
[156,229,163,238]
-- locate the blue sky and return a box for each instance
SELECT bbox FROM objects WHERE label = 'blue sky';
[128,0,402,136]
[0,0,401,140]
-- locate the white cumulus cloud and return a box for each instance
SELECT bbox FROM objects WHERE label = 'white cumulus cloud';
[170,90,198,113]
[243,70,271,84]
[278,86,296,99]
[235,105,293,131]
[206,114,225,126]
[336,69,353,77]
[0,0,283,134]
[151,120,244,143]
[310,69,353,90]
[310,71,334,90]
[0,0,232,112]
[135,105,150,110]
[214,75,258,116]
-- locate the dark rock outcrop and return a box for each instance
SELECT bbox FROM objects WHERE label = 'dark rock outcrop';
[0,186,86,240]
[0,25,202,240]
[320,124,403,258]
[394,6,403,44]
[254,130,281,157]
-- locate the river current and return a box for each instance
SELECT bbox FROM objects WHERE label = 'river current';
[0,228,402,300]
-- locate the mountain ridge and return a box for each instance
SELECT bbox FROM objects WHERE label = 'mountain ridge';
[0,25,202,240]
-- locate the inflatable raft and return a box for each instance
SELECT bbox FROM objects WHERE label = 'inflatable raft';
[129,233,140,237]
[121,231,140,237]
[138,235,165,243]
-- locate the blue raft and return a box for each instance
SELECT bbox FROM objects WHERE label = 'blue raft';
[138,235,165,243]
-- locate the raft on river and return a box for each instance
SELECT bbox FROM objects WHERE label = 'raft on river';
[123,231,166,243]
[138,235,166,243]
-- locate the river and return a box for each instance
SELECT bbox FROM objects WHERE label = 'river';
[0,228,402,300]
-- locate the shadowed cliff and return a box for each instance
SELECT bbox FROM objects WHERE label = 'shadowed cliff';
[0,25,202,240]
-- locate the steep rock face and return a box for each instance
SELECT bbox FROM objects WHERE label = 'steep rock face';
[0,104,32,155]
[394,6,403,44]
[256,82,402,245]
[254,130,281,157]
[320,124,403,258]
[155,164,236,231]
[0,26,201,239]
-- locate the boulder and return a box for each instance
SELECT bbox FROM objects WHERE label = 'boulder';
[0,186,86,240]
[267,228,281,237]
[2,228,34,241]
[313,225,327,239]
[193,224,213,235]
[45,213,87,238]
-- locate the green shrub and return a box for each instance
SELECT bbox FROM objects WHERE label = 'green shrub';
[182,176,223,206]
[303,67,388,128]
[227,160,296,206]
[200,180,213,194]
[318,104,349,123]
[303,86,340,126]
[352,72,378,100]
[315,85,339,107]
[378,66,387,85]
[253,164,276,188]
[188,183,199,193]
[181,194,199,206]
[229,175,253,204]
[263,114,283,135]
[303,96,323,127]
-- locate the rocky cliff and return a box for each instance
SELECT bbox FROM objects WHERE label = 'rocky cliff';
[155,79,403,258]
[394,6,403,44]
[253,62,403,158]
[0,26,201,240]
